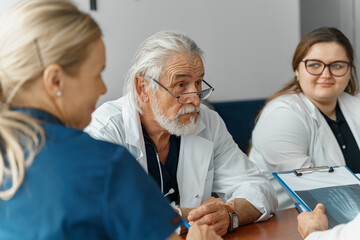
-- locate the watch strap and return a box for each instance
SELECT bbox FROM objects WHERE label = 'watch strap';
[223,204,239,232]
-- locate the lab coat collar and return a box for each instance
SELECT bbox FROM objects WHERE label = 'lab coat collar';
[193,113,206,135]
[122,97,147,170]
[123,99,143,146]
[299,94,321,124]
[299,93,345,165]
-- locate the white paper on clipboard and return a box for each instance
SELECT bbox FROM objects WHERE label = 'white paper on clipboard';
[273,166,360,228]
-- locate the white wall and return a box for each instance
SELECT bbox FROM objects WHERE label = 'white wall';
[356,1,360,73]
[1,0,301,105]
[76,0,301,105]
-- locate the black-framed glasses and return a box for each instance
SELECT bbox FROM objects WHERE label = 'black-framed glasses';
[301,59,350,77]
[146,77,214,104]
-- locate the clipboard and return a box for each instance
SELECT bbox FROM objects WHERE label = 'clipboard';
[273,166,360,228]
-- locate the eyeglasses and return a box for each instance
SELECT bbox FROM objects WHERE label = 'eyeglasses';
[146,77,214,104]
[301,59,350,77]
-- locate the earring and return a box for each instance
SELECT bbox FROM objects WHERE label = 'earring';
[56,91,62,97]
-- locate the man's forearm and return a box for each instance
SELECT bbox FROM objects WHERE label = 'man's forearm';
[227,198,262,226]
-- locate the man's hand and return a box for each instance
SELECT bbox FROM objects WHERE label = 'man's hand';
[297,203,329,239]
[187,197,229,236]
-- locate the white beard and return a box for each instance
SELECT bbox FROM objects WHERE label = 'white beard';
[151,97,200,136]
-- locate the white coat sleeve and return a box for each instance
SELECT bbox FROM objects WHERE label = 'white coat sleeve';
[250,106,313,172]
[249,105,313,210]
[210,111,278,221]
[305,213,360,240]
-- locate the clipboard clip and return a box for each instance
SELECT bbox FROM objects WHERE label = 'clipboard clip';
[293,166,334,176]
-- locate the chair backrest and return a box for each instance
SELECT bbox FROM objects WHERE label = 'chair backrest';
[211,99,266,153]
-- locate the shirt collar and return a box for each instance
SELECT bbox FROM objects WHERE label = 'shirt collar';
[11,107,63,125]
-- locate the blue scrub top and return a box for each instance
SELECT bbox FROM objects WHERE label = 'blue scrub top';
[0,108,180,239]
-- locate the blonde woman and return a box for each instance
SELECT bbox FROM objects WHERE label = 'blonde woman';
[0,1,221,239]
[249,27,360,210]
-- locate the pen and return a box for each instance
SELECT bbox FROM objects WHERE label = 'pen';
[172,204,190,229]
[180,215,190,229]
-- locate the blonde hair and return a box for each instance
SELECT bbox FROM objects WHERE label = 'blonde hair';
[0,0,102,200]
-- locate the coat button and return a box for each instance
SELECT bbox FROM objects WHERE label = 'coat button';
[195,195,199,198]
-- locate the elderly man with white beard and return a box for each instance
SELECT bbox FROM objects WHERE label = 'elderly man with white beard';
[85,30,277,237]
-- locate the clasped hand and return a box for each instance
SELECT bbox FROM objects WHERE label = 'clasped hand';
[187,197,230,237]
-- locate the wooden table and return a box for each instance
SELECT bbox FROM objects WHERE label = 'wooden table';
[224,208,302,240]
[182,208,302,240]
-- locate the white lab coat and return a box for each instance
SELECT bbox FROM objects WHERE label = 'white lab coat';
[85,95,277,221]
[306,212,360,240]
[249,93,360,210]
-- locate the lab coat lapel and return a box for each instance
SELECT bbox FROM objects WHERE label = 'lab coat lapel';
[303,95,345,165]
[317,115,345,165]
[177,120,214,208]
[123,98,148,171]
[338,94,360,153]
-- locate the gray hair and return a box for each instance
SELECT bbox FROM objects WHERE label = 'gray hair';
[123,30,204,113]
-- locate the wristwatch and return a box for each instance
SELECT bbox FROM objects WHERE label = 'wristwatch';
[223,204,239,232]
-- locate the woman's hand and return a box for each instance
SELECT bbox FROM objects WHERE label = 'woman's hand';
[186,222,223,240]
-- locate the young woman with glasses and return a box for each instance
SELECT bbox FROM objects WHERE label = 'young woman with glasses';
[248,27,360,210]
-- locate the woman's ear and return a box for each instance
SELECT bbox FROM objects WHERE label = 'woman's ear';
[295,69,300,81]
[42,63,64,98]
[135,76,149,103]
